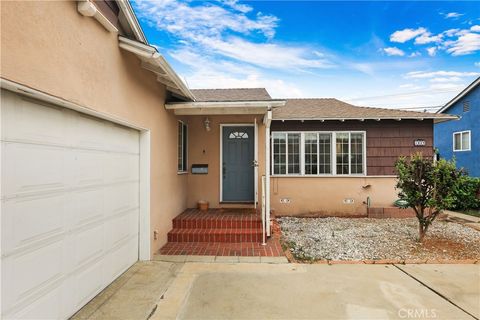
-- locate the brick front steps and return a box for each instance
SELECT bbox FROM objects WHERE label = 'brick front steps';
[167,228,263,243]
[159,242,284,257]
[160,208,284,257]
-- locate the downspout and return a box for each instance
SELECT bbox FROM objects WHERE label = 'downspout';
[264,109,272,237]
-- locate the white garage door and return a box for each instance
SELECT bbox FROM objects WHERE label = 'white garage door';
[1,90,140,319]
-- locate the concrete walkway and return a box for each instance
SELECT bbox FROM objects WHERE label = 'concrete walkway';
[74,261,480,320]
[444,210,480,232]
[444,210,480,223]
[396,264,480,319]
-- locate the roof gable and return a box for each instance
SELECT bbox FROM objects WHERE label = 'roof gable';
[438,77,480,114]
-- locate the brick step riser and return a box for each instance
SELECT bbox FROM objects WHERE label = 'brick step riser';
[172,219,263,229]
[167,232,263,243]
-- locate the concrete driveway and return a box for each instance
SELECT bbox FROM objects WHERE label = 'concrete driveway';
[75,261,480,320]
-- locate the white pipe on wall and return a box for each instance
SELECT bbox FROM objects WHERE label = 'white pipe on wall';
[264,110,272,237]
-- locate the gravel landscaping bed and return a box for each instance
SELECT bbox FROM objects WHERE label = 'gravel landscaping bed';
[278,217,480,261]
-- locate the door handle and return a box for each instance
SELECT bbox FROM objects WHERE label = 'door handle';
[223,162,226,179]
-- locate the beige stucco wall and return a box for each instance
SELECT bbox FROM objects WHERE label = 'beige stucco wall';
[270,176,398,216]
[181,115,266,208]
[182,115,400,216]
[0,1,187,256]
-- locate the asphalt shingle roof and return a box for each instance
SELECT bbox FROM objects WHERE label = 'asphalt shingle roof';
[191,88,271,102]
[189,88,455,120]
[273,98,454,120]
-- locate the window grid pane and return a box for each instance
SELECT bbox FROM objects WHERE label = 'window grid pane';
[318,133,331,174]
[350,133,364,174]
[336,133,349,175]
[454,133,461,151]
[304,133,318,175]
[288,133,301,174]
[462,132,470,150]
[177,122,183,171]
[182,123,188,171]
[273,133,286,174]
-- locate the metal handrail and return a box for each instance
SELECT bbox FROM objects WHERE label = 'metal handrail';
[261,175,266,245]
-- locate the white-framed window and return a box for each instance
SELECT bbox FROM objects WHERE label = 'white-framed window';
[453,130,471,152]
[272,131,366,176]
[177,121,188,172]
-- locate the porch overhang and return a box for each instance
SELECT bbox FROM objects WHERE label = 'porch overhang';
[165,100,286,115]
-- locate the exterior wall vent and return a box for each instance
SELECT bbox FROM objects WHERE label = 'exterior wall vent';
[463,100,470,113]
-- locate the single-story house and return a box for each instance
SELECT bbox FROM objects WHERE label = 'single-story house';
[0,1,455,318]
[435,77,479,177]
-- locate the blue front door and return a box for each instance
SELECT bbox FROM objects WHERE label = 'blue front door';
[222,126,254,202]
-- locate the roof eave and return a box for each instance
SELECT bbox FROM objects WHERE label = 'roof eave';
[165,100,286,115]
[118,36,195,101]
[272,116,459,121]
[116,0,147,43]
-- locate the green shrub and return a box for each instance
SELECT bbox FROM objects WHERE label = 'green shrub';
[395,154,462,241]
[449,175,480,211]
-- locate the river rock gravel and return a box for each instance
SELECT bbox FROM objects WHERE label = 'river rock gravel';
[278,217,480,261]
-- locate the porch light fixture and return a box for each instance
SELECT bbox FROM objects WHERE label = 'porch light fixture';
[204,117,211,131]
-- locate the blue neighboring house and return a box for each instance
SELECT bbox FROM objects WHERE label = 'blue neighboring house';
[435,77,479,177]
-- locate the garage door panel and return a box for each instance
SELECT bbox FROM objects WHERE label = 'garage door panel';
[105,153,139,183]
[2,193,66,255]
[68,188,105,228]
[105,123,139,154]
[106,236,138,282]
[2,239,65,312]
[105,210,138,250]
[71,224,105,269]
[2,142,68,199]
[105,182,139,216]
[8,282,65,320]
[70,150,106,188]
[2,91,68,147]
[70,112,111,151]
[72,258,105,312]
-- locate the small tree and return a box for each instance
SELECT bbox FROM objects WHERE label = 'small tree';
[395,153,462,242]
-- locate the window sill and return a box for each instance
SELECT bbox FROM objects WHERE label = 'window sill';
[177,171,189,175]
[453,149,471,152]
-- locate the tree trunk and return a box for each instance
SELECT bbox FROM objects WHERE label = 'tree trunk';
[418,224,426,242]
